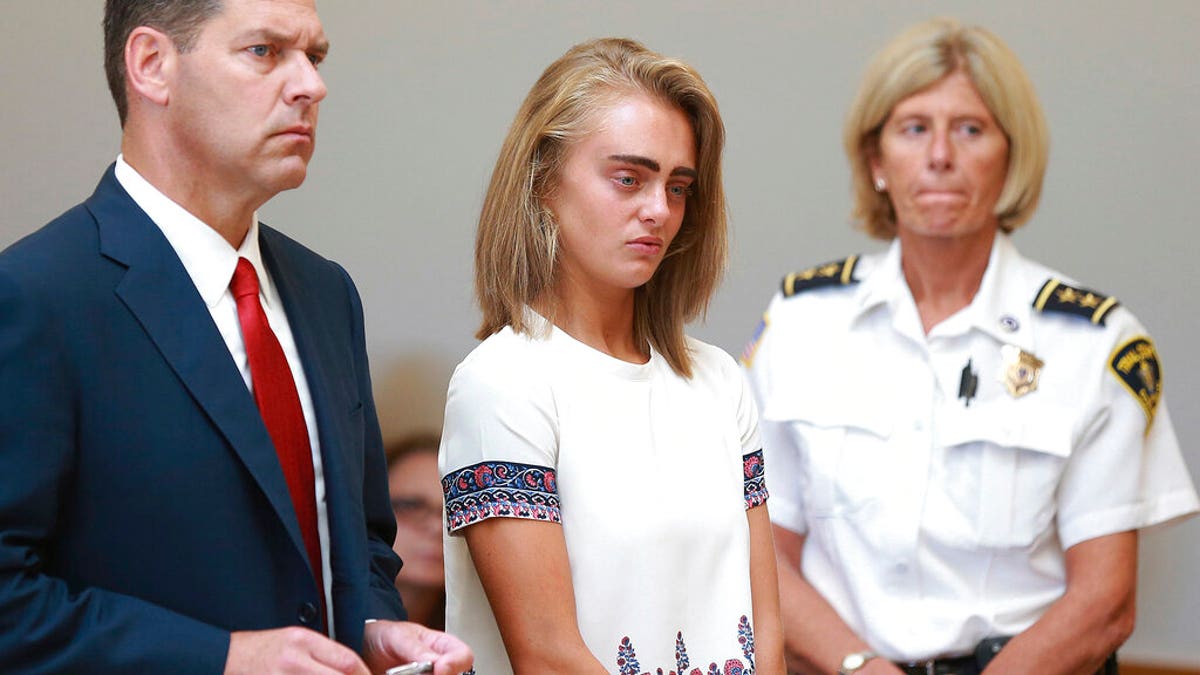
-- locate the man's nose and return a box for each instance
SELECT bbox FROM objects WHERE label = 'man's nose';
[285,53,327,105]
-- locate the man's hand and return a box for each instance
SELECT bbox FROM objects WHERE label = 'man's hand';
[225,627,371,674]
[362,621,474,675]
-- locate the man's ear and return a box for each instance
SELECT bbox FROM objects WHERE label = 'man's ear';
[125,26,176,109]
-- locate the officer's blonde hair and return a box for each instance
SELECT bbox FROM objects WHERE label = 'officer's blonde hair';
[845,17,1049,239]
[473,37,727,379]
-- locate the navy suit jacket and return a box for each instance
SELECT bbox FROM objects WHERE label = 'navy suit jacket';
[0,166,406,673]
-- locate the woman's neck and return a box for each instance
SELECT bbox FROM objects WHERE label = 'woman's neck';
[898,227,996,334]
[540,276,647,364]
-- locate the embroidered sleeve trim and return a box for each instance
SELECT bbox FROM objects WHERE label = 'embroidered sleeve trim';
[743,449,769,510]
[441,460,560,533]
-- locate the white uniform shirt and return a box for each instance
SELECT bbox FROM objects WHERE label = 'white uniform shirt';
[440,312,766,675]
[114,156,336,631]
[743,233,1198,661]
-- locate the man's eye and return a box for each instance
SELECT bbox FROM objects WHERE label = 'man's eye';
[248,45,272,57]
[616,176,638,187]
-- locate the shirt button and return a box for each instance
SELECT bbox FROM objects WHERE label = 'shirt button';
[298,601,319,625]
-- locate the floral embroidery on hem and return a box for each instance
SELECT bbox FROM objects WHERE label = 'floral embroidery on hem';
[616,615,756,675]
[442,460,560,533]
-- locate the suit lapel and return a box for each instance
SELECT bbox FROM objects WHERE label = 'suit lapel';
[87,167,309,565]
[261,229,367,635]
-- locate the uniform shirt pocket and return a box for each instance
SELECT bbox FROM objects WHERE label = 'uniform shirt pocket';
[762,386,894,524]
[937,406,1072,549]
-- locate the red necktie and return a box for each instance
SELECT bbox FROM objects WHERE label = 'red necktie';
[230,257,325,626]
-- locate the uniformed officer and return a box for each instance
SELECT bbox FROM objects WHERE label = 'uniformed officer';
[742,17,1199,675]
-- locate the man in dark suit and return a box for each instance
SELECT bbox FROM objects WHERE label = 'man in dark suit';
[0,1,472,673]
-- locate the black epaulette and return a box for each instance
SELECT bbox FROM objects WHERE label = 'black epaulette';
[781,255,860,297]
[1032,278,1119,326]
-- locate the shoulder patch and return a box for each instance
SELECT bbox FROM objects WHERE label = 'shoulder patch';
[781,255,860,298]
[739,313,769,367]
[1032,278,1119,326]
[1108,336,1161,428]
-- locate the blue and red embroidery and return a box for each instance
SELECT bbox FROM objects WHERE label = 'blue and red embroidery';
[441,460,560,532]
[617,615,756,675]
[742,449,768,510]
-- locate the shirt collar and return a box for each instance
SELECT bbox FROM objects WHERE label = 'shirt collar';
[849,231,1035,351]
[114,154,277,309]
[962,232,1035,350]
[852,237,904,318]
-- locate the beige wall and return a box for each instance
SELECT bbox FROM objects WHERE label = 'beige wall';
[3,0,1197,666]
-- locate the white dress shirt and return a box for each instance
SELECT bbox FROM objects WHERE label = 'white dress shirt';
[114,155,336,633]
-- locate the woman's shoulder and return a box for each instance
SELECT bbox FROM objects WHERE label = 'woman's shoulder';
[684,335,735,367]
[1011,252,1152,343]
[683,336,745,385]
[450,326,556,394]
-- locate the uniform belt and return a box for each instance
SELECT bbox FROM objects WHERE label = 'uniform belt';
[892,638,1117,675]
[893,655,978,675]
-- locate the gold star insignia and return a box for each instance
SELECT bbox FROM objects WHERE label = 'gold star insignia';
[1056,287,1079,304]
[1079,293,1100,308]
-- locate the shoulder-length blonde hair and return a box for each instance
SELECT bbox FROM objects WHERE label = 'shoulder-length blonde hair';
[845,17,1049,239]
[474,37,726,378]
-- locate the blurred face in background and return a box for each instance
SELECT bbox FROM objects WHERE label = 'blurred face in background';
[871,70,1009,245]
[387,450,444,588]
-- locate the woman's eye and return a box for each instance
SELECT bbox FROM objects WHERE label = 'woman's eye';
[902,122,926,135]
[960,122,983,136]
[668,185,693,199]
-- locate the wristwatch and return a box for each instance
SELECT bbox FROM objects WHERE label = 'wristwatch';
[837,649,877,675]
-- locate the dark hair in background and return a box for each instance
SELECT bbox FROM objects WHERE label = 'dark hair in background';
[103,0,224,126]
[384,431,441,470]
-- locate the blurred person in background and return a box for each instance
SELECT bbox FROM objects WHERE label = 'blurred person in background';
[743,16,1198,675]
[386,432,446,630]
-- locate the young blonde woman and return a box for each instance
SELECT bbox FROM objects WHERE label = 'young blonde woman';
[438,37,784,675]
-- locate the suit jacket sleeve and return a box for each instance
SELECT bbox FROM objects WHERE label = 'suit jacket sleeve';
[0,268,231,674]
